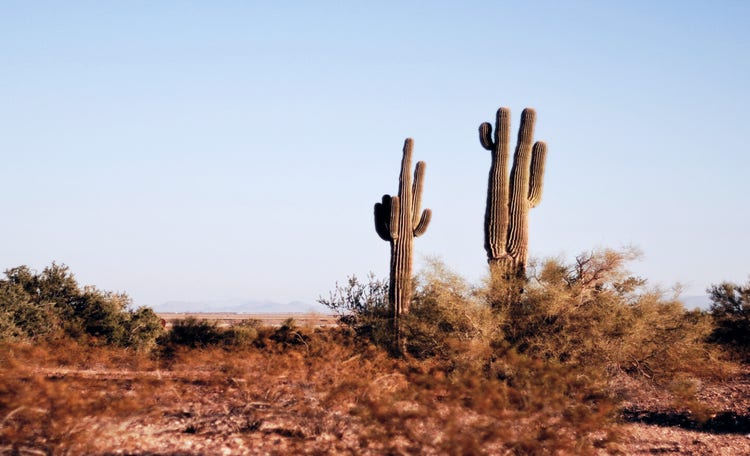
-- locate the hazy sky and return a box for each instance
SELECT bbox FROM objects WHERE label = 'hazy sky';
[2,1,748,309]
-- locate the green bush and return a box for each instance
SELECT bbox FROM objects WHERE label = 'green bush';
[125,307,166,351]
[0,280,56,341]
[707,279,750,360]
[75,288,130,345]
[222,320,260,348]
[163,318,223,348]
[0,263,163,349]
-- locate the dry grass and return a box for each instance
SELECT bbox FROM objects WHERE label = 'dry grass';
[2,252,748,454]
[1,328,623,455]
[2,326,748,455]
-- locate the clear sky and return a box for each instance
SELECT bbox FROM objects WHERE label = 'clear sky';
[1,1,748,309]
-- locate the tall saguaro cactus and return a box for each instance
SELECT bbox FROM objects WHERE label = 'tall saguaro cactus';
[374,138,432,318]
[479,107,547,302]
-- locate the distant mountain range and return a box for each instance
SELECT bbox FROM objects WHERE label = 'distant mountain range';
[152,299,330,314]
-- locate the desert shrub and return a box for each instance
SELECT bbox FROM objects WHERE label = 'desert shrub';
[0,266,73,340]
[317,273,393,348]
[269,318,311,349]
[0,263,164,349]
[0,281,56,341]
[319,263,507,362]
[74,288,131,345]
[320,249,727,392]
[161,319,265,353]
[510,248,722,382]
[163,317,223,348]
[222,320,260,348]
[707,279,750,360]
[124,307,166,351]
[404,259,502,364]
[5,264,80,311]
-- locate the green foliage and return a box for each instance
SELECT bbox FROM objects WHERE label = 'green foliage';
[160,318,265,353]
[75,288,131,344]
[222,320,260,348]
[0,263,163,349]
[0,280,55,341]
[125,307,166,351]
[707,279,750,359]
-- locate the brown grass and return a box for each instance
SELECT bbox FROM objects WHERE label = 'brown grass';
[0,328,625,455]
[2,251,747,455]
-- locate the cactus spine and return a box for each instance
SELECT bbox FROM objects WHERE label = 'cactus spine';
[374,138,432,318]
[479,107,547,302]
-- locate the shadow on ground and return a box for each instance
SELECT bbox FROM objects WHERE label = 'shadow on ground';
[622,409,750,434]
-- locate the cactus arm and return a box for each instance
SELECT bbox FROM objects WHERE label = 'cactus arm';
[528,141,547,208]
[411,161,426,227]
[413,208,432,237]
[389,196,401,241]
[479,122,494,150]
[374,195,393,241]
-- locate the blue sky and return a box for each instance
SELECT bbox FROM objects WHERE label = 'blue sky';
[1,1,748,309]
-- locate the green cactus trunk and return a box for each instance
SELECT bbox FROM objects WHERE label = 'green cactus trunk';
[479,107,547,305]
[374,138,432,321]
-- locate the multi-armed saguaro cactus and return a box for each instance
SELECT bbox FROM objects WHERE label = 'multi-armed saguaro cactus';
[374,138,432,318]
[479,107,547,302]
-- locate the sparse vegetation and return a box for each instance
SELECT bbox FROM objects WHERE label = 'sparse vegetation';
[314,249,747,450]
[2,257,748,454]
[0,326,621,454]
[324,249,727,381]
